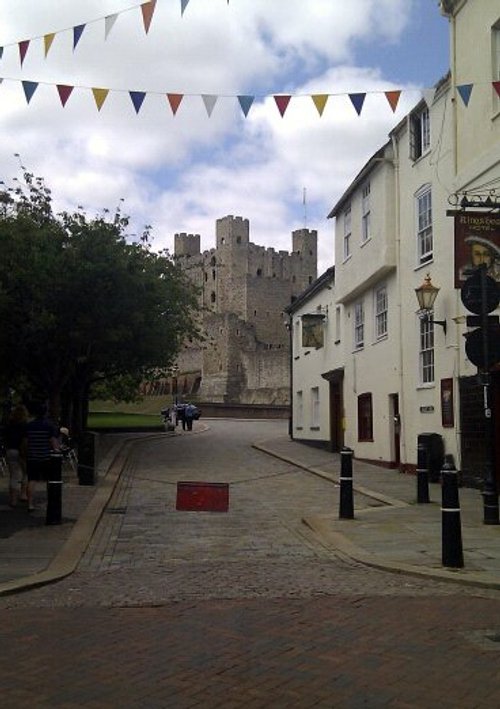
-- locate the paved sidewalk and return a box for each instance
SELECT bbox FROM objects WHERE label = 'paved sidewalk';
[1,425,500,596]
[254,436,500,590]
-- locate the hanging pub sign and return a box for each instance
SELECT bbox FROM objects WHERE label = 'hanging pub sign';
[301,313,325,349]
[453,212,500,288]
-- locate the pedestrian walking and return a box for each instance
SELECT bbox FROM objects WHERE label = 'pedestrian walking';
[184,403,197,431]
[24,402,60,512]
[4,403,29,507]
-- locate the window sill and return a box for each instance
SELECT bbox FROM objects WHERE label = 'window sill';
[372,334,388,344]
[417,383,435,390]
[360,237,372,248]
[342,254,352,265]
[358,438,374,443]
[415,260,433,273]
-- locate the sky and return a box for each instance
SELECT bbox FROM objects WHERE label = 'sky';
[0,0,450,275]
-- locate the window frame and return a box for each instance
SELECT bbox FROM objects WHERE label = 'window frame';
[357,393,373,442]
[374,285,388,340]
[354,301,364,350]
[409,105,431,161]
[416,185,433,265]
[361,182,371,243]
[343,203,352,261]
[311,387,320,428]
[419,317,435,385]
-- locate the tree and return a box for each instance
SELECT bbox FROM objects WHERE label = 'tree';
[0,171,199,436]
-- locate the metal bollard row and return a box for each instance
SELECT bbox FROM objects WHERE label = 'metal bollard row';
[441,455,464,568]
[339,447,354,520]
[46,451,63,526]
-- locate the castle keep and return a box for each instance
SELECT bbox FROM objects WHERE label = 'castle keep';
[174,215,317,405]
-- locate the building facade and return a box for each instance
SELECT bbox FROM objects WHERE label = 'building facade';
[289,0,500,487]
[174,215,317,405]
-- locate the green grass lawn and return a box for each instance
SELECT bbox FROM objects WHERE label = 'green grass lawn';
[87,411,163,429]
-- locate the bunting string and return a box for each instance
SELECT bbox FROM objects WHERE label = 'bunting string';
[0,0,232,64]
[1,74,498,116]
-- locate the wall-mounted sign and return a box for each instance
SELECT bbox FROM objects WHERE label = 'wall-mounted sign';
[453,212,500,288]
[441,378,455,428]
[419,405,434,413]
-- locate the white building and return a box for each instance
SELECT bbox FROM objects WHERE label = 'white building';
[289,0,500,487]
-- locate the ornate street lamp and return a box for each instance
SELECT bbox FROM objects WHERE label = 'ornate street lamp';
[415,274,447,334]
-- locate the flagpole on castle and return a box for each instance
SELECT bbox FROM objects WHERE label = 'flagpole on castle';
[303,187,307,229]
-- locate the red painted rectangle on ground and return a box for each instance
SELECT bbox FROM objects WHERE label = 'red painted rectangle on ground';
[176,481,229,512]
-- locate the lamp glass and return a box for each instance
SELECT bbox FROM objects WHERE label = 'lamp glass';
[415,274,439,311]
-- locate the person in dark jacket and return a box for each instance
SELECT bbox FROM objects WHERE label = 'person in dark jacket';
[24,402,60,512]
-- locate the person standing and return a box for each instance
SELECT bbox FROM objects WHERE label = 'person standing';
[24,402,60,512]
[4,404,29,507]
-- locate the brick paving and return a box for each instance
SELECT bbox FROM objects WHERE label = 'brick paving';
[1,420,500,707]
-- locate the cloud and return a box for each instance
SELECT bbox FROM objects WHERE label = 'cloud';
[0,0,428,275]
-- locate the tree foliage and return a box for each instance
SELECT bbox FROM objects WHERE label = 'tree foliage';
[0,170,199,435]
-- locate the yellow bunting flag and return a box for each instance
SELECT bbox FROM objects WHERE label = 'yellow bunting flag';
[92,87,109,111]
[44,33,55,57]
[311,94,328,116]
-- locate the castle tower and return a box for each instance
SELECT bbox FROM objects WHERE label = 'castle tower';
[174,232,201,258]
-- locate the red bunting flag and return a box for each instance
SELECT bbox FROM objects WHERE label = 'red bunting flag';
[19,40,30,66]
[384,90,401,112]
[167,93,184,114]
[493,81,500,98]
[57,84,74,107]
[274,95,291,117]
[141,1,157,34]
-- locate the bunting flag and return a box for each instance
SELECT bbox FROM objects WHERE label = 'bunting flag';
[457,83,473,106]
[181,0,191,15]
[0,48,3,60]
[44,33,55,57]
[274,95,291,117]
[1,74,497,118]
[141,1,157,34]
[202,94,218,116]
[238,95,254,117]
[385,90,401,112]
[167,93,184,114]
[22,80,38,103]
[19,40,30,66]
[92,87,109,111]
[311,94,328,116]
[130,90,146,113]
[57,84,74,107]
[105,14,118,40]
[73,24,85,50]
[349,93,365,115]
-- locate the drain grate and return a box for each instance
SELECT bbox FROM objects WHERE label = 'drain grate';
[105,506,127,515]
[485,633,500,643]
[462,629,500,651]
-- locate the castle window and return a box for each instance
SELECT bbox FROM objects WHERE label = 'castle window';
[254,310,257,316]
[273,272,276,278]
[309,250,313,256]
[204,272,208,282]
[212,269,216,280]
[257,268,262,277]
[237,236,241,244]
[211,292,216,303]
[211,256,216,266]
[221,238,225,245]
[308,276,313,284]
[292,276,296,283]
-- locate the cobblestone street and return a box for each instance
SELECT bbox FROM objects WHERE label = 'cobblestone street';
[1,420,500,707]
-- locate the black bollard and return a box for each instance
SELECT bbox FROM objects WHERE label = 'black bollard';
[46,451,63,525]
[339,447,354,520]
[416,440,430,504]
[441,455,464,568]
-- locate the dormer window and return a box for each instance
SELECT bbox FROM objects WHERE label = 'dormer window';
[409,105,430,161]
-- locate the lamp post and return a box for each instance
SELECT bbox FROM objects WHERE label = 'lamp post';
[415,274,447,334]
[283,311,293,439]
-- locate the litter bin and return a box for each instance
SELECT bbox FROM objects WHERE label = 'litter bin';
[417,432,444,483]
